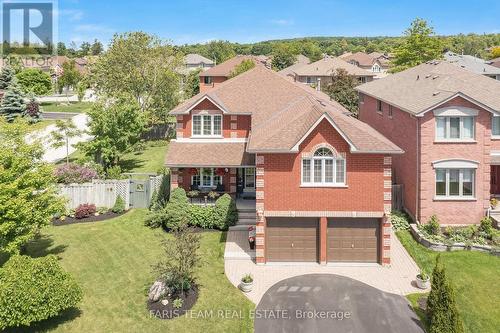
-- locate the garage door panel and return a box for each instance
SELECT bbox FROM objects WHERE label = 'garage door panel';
[267,218,318,262]
[327,218,380,263]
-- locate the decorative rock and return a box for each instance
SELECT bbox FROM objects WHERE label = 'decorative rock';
[148,280,167,302]
[161,299,169,306]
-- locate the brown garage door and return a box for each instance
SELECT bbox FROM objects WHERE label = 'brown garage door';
[327,218,380,263]
[266,218,318,262]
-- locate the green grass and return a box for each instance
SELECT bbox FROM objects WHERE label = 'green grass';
[41,102,93,114]
[26,120,56,133]
[15,209,254,333]
[397,230,500,333]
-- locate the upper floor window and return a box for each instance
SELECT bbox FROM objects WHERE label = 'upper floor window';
[203,76,212,84]
[306,76,315,84]
[358,92,364,104]
[436,116,474,141]
[301,147,346,187]
[492,116,500,137]
[192,114,222,137]
[372,64,381,72]
[377,100,382,113]
[388,105,393,118]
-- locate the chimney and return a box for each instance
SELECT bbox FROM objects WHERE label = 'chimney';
[316,78,321,91]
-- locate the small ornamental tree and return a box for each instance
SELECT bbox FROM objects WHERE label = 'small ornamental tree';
[16,68,52,95]
[50,119,83,164]
[427,255,464,333]
[0,66,14,89]
[24,96,43,123]
[0,79,26,122]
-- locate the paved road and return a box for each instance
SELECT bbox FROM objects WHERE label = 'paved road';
[42,112,79,120]
[26,113,92,163]
[255,274,425,333]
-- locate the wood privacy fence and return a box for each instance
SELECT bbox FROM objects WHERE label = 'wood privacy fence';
[58,176,163,209]
[391,184,404,211]
[140,123,176,140]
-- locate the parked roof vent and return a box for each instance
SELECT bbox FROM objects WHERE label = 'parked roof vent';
[433,91,441,96]
[432,75,439,79]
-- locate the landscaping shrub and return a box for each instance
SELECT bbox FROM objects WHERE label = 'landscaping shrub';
[54,163,99,184]
[105,165,123,179]
[163,188,190,230]
[390,210,410,230]
[479,217,494,239]
[427,255,464,333]
[214,194,238,229]
[189,205,217,228]
[0,255,83,330]
[111,195,126,213]
[74,203,97,219]
[423,215,441,235]
[154,173,171,207]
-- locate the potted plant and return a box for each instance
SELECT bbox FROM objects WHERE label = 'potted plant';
[208,191,220,200]
[416,269,430,289]
[490,198,498,209]
[240,274,253,293]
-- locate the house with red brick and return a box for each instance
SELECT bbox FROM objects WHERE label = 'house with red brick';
[357,60,500,226]
[165,65,403,265]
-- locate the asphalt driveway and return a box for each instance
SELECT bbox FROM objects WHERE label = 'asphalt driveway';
[255,274,425,333]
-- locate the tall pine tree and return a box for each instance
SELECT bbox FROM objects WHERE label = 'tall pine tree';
[0,79,26,122]
[427,255,464,333]
[0,66,14,89]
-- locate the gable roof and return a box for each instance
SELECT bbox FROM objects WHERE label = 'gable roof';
[185,53,214,65]
[292,56,376,77]
[199,55,268,77]
[356,60,500,115]
[444,51,500,76]
[278,54,311,76]
[342,52,379,67]
[172,66,402,154]
[489,57,500,68]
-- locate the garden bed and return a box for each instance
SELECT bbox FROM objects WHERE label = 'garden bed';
[147,286,199,320]
[52,210,128,226]
[409,224,499,255]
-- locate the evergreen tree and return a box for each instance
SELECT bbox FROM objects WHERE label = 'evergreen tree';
[427,255,464,333]
[0,66,14,89]
[0,79,26,122]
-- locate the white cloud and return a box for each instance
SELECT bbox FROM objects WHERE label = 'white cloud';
[56,9,84,21]
[74,24,114,34]
[269,19,294,26]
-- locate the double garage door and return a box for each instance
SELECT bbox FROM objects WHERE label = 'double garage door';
[266,217,380,263]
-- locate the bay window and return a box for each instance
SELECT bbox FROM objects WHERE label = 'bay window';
[435,168,474,198]
[192,114,222,137]
[435,116,474,140]
[301,148,346,186]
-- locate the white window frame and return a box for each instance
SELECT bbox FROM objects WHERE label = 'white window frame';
[434,168,475,199]
[191,168,222,188]
[244,168,255,189]
[203,76,212,85]
[492,115,500,138]
[372,64,381,73]
[301,148,346,187]
[435,116,475,141]
[192,114,223,137]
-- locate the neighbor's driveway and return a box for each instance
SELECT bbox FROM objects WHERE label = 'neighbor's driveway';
[26,113,92,163]
[255,274,425,333]
[224,230,425,305]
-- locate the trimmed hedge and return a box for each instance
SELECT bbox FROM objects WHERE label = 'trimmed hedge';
[0,255,83,330]
[164,188,190,230]
[189,194,238,230]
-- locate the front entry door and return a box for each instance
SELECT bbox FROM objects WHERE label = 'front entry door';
[491,166,500,195]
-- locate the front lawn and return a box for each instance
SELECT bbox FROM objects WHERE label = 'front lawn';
[397,230,500,333]
[41,102,93,114]
[119,140,169,174]
[17,209,254,333]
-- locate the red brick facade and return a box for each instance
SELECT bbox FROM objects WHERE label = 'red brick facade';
[360,94,494,225]
[199,76,227,93]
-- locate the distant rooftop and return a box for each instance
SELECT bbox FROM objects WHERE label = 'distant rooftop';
[185,53,214,65]
[444,51,500,76]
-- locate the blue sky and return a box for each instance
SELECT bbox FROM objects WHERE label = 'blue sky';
[56,0,500,46]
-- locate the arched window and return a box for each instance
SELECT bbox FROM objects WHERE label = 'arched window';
[302,147,346,186]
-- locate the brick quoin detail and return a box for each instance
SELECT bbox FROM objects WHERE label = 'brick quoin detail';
[255,154,266,264]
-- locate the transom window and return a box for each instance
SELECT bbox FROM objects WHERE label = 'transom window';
[191,168,222,187]
[436,116,474,140]
[435,168,474,198]
[302,148,346,186]
[192,114,222,137]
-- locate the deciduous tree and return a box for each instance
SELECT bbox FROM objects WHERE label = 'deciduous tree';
[50,119,83,165]
[271,43,297,71]
[15,68,52,95]
[228,59,255,78]
[322,68,360,116]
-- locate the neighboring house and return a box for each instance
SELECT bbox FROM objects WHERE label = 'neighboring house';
[357,60,500,226]
[444,51,500,80]
[488,57,500,69]
[165,66,403,265]
[198,55,270,93]
[278,54,311,79]
[184,53,215,72]
[340,52,390,78]
[291,56,376,88]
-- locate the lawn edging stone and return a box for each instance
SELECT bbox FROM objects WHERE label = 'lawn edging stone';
[409,224,499,255]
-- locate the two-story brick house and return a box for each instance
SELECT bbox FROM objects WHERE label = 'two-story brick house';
[166,66,403,265]
[357,60,500,225]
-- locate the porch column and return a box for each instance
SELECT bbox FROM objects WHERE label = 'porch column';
[171,168,179,189]
[319,217,327,265]
[229,168,237,195]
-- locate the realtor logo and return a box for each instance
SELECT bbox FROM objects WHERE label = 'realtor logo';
[2,1,56,55]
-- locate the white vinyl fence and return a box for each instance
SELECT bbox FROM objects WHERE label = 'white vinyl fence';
[58,176,164,210]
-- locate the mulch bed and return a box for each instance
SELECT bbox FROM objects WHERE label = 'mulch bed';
[147,286,199,320]
[52,211,128,226]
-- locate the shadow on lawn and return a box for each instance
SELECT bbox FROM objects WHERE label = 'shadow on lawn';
[24,234,68,259]
[118,156,145,173]
[3,307,82,333]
